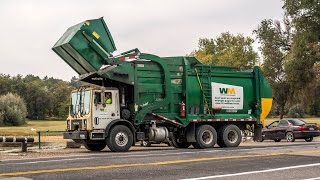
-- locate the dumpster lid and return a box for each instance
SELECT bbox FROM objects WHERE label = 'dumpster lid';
[53,17,116,56]
[52,17,117,75]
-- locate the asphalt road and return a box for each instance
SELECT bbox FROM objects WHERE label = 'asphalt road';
[0,141,320,180]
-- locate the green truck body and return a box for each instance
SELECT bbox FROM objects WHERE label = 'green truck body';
[53,18,272,152]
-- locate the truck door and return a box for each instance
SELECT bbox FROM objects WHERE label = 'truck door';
[92,90,120,130]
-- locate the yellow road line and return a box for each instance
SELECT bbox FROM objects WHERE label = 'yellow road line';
[1,149,320,177]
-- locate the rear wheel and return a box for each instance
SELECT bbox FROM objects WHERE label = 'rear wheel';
[217,125,242,148]
[305,137,313,142]
[193,125,217,149]
[106,125,133,152]
[286,132,295,142]
[83,142,106,151]
[169,135,191,148]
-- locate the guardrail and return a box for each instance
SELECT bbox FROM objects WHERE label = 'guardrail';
[37,130,65,149]
[0,137,34,152]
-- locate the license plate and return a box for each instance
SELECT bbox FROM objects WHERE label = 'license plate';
[309,128,314,130]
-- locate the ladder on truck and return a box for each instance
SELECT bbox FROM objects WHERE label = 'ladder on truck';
[195,65,213,115]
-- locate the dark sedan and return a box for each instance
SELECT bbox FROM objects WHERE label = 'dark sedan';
[261,119,320,142]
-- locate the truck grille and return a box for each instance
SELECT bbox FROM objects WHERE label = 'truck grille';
[71,120,82,130]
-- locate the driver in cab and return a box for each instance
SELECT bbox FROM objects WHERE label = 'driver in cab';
[105,92,112,104]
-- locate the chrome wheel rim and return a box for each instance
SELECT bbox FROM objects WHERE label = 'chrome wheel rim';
[286,133,293,142]
[227,130,238,143]
[201,130,213,144]
[115,132,128,147]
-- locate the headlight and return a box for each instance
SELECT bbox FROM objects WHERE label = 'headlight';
[83,119,87,130]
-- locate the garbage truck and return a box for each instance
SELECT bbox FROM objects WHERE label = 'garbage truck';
[52,17,273,152]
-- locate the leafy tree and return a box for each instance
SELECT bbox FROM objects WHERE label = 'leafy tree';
[0,93,27,126]
[254,19,292,119]
[0,74,73,120]
[287,104,304,118]
[193,32,258,69]
[283,0,320,112]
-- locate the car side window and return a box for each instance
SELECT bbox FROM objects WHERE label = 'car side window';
[268,121,279,128]
[278,120,289,127]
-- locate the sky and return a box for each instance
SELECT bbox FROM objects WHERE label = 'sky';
[0,0,284,81]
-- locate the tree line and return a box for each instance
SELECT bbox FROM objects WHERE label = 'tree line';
[0,74,79,120]
[192,0,320,118]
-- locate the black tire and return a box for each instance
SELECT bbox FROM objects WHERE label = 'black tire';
[286,132,295,142]
[274,139,281,142]
[259,138,264,142]
[217,125,242,148]
[305,137,313,142]
[192,125,217,149]
[83,142,106,151]
[106,125,133,152]
[169,135,191,148]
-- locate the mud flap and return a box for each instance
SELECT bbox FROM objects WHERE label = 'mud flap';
[253,124,262,142]
[186,123,196,143]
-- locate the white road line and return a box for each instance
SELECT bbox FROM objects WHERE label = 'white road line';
[181,163,320,180]
[2,143,318,163]
[1,143,319,166]
[0,148,182,162]
[0,149,223,166]
[303,178,320,180]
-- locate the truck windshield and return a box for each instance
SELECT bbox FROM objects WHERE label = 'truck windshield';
[70,90,91,115]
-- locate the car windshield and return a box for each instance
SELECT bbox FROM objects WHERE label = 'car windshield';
[288,119,306,126]
[268,121,279,128]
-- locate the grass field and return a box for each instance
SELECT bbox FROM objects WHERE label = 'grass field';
[0,120,65,136]
[0,118,319,136]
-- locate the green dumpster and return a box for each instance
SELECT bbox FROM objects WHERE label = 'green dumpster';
[52,17,116,74]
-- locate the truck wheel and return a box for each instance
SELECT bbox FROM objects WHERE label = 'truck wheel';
[169,135,191,148]
[83,142,106,151]
[106,125,133,152]
[217,125,242,148]
[193,125,217,149]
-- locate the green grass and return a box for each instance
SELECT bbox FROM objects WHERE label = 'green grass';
[0,120,65,136]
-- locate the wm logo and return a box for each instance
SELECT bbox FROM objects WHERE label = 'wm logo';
[219,88,235,95]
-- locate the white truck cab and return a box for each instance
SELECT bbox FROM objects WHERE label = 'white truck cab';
[65,88,121,141]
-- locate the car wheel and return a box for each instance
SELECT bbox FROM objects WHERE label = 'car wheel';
[305,137,313,142]
[274,139,281,142]
[192,125,217,149]
[217,125,242,147]
[286,132,295,142]
[106,125,133,152]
